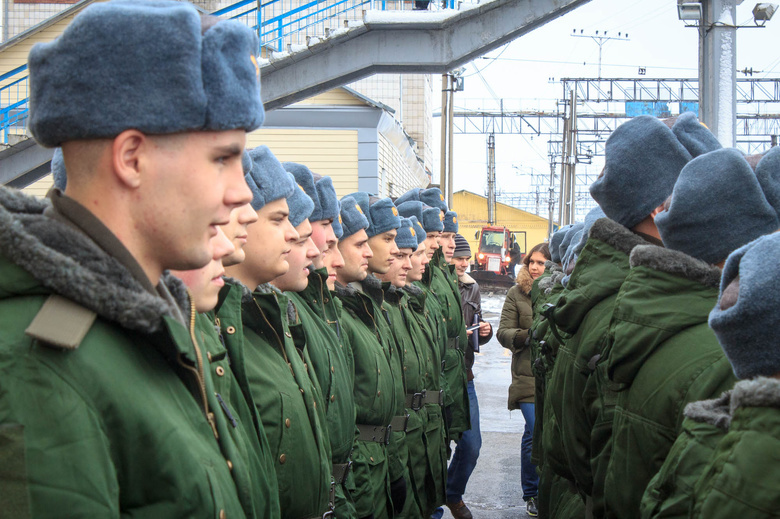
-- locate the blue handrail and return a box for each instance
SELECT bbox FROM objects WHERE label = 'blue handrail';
[0,65,29,144]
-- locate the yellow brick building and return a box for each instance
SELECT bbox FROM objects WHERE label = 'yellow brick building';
[452,190,554,258]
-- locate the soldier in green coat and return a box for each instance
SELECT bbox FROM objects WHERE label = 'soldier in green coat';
[689,231,780,518]
[601,147,778,518]
[173,226,282,519]
[333,196,401,519]
[283,163,358,519]
[543,115,699,514]
[224,148,332,519]
[0,3,279,517]
[378,218,448,517]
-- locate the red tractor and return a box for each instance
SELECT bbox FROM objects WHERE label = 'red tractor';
[471,226,526,287]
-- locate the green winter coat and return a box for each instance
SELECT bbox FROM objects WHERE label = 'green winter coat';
[0,188,279,519]
[288,272,356,464]
[334,281,399,519]
[497,266,535,409]
[405,283,448,513]
[287,268,357,519]
[428,250,470,437]
[602,245,736,519]
[383,284,430,519]
[239,284,332,519]
[640,393,731,519]
[691,377,780,518]
[543,218,645,498]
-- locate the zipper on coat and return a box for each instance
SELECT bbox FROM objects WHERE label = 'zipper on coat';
[178,291,219,440]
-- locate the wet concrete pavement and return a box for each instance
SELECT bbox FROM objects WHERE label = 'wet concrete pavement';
[440,291,533,519]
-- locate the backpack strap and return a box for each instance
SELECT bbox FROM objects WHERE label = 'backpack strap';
[25,295,97,350]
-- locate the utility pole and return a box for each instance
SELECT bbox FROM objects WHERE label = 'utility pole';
[486,133,496,225]
[571,29,629,79]
[699,0,738,146]
[557,90,578,225]
[547,159,556,239]
[440,73,457,204]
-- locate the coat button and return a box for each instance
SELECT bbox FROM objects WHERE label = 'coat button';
[300,388,305,395]
[219,510,226,519]
[377,391,381,397]
[331,366,335,373]
[279,454,287,464]
[227,460,233,471]
[285,418,291,428]
[285,332,292,338]
[226,326,236,335]
[324,298,329,303]
[330,395,335,402]
[313,299,317,304]
[207,351,213,362]
[215,318,221,327]
[216,366,225,377]
[313,401,317,409]
[370,457,374,462]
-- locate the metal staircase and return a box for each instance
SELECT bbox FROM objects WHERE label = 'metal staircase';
[0,0,590,186]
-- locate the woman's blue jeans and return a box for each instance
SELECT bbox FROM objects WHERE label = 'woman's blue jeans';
[518,402,539,500]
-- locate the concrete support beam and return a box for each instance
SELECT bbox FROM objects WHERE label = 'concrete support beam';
[0,138,53,187]
[260,0,590,110]
[699,0,737,146]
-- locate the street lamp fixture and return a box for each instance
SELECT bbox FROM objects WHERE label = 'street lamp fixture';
[677,0,702,23]
[753,3,777,25]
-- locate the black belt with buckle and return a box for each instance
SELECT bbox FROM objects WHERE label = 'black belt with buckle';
[405,389,445,411]
[356,423,392,444]
[447,336,460,350]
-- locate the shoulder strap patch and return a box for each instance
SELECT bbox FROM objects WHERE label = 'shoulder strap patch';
[25,295,97,350]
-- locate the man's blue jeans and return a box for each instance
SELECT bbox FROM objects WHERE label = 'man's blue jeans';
[431,380,481,517]
[518,402,538,500]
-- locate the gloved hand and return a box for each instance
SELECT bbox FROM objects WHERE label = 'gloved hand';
[389,476,407,514]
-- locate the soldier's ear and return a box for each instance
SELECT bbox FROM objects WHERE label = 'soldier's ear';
[111,129,146,189]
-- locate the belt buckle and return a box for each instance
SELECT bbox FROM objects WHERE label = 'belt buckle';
[437,389,444,406]
[413,391,424,411]
[383,425,392,445]
[344,460,353,483]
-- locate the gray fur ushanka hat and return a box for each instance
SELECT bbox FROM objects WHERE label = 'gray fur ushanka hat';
[286,174,315,228]
[395,218,419,250]
[590,115,692,229]
[314,176,340,222]
[338,195,369,239]
[709,232,780,379]
[655,148,779,264]
[284,162,323,222]
[245,146,295,211]
[28,0,264,147]
[442,211,459,233]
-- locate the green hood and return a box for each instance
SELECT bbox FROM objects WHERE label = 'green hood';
[607,244,722,386]
[553,218,646,335]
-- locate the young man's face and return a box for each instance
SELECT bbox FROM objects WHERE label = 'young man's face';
[221,202,259,267]
[136,129,251,271]
[272,219,319,293]
[439,232,457,262]
[424,231,440,260]
[452,255,471,277]
[380,248,413,288]
[408,242,429,282]
[322,239,345,291]
[237,198,299,285]
[171,227,235,313]
[309,219,337,270]
[367,230,399,275]
[336,229,373,285]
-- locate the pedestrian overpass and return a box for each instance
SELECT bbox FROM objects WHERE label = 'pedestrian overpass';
[0,0,590,187]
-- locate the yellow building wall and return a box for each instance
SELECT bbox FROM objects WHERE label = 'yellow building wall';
[453,190,552,258]
[247,128,359,196]
[291,88,365,106]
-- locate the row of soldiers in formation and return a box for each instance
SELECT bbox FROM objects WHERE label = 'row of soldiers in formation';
[0,1,479,518]
[523,112,780,518]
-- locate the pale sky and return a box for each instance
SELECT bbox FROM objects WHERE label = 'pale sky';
[437,0,780,219]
